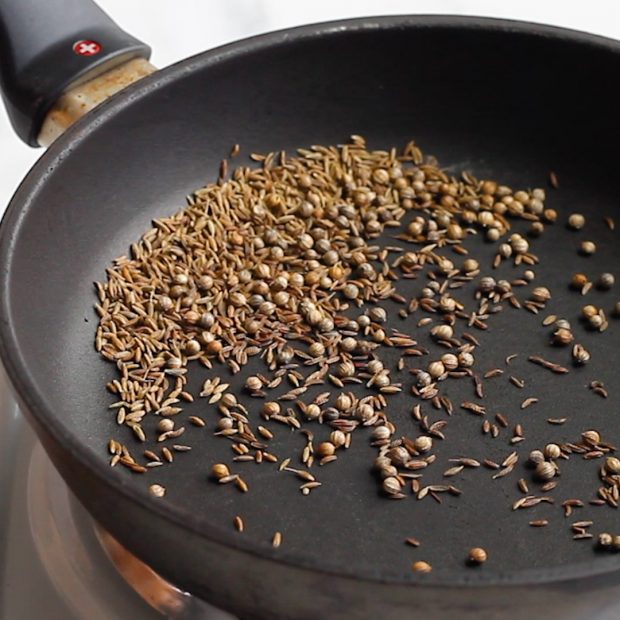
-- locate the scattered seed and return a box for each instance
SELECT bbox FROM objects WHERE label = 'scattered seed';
[528,356,569,374]
[535,462,556,481]
[572,344,590,365]
[518,478,529,494]
[212,463,230,479]
[149,484,165,498]
[412,561,432,573]
[597,273,615,290]
[468,547,488,564]
[579,241,596,256]
[567,214,585,230]
[549,171,559,188]
[521,397,539,410]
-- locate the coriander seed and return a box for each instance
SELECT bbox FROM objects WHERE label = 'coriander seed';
[430,324,453,340]
[217,418,234,431]
[572,344,590,365]
[149,484,166,498]
[343,283,360,299]
[447,223,464,240]
[382,477,402,495]
[462,258,479,272]
[440,353,459,371]
[340,337,357,353]
[544,443,561,459]
[277,346,295,365]
[597,273,615,290]
[356,403,375,422]
[582,305,598,319]
[368,307,387,322]
[605,457,620,474]
[543,208,558,223]
[166,356,182,369]
[185,340,202,355]
[335,394,352,411]
[428,361,445,379]
[387,446,410,466]
[528,450,545,465]
[416,371,432,387]
[509,234,529,254]
[380,465,398,479]
[531,287,551,303]
[552,328,573,346]
[304,404,321,420]
[157,419,174,433]
[330,430,347,447]
[158,295,174,311]
[535,461,556,481]
[262,402,281,418]
[245,376,262,391]
[374,456,391,471]
[317,442,336,458]
[580,240,596,255]
[371,426,392,441]
[212,463,230,480]
[308,341,325,357]
[529,221,544,237]
[588,314,604,329]
[468,547,488,564]
[412,561,432,573]
[336,360,355,378]
[220,393,237,408]
[582,430,601,444]
[567,213,585,230]
[486,228,500,242]
[458,352,475,367]
[570,273,588,289]
[414,436,433,453]
[498,243,512,258]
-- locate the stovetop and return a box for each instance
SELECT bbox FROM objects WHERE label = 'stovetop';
[0,365,233,619]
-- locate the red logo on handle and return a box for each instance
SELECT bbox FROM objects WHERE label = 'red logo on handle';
[73,40,102,56]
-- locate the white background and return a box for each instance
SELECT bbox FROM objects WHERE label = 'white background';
[1,0,620,210]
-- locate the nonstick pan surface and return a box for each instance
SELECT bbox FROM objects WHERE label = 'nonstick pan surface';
[2,15,620,620]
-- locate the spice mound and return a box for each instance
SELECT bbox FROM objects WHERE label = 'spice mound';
[95,136,619,569]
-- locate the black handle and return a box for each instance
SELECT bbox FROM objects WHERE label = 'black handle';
[0,0,151,146]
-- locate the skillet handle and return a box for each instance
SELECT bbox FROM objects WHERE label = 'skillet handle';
[0,0,151,146]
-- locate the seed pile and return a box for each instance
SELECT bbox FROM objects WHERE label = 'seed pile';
[95,136,619,570]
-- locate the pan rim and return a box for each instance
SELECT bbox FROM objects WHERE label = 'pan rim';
[1,13,620,589]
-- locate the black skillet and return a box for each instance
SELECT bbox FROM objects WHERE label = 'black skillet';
[1,2,620,619]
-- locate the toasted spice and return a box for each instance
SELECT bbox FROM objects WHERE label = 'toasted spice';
[412,561,432,573]
[467,547,488,564]
[94,134,620,573]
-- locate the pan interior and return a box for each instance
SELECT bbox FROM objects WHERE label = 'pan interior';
[4,18,620,583]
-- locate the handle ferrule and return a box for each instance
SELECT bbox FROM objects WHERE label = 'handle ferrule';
[0,0,151,146]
